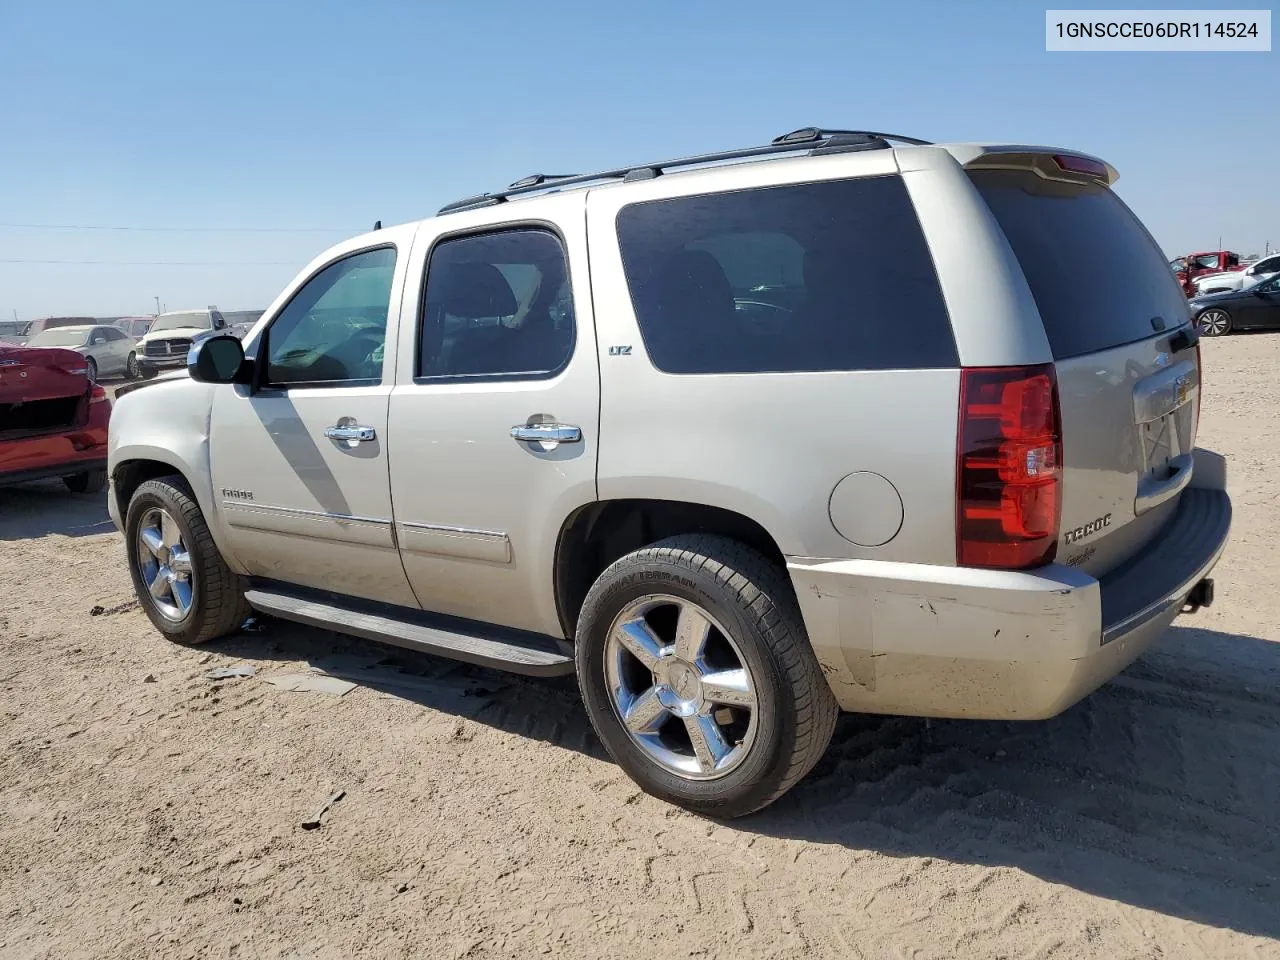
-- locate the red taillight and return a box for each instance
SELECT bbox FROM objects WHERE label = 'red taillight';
[89,383,108,404]
[957,365,1062,569]
[1052,154,1108,179]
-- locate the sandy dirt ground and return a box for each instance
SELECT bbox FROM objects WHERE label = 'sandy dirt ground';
[2,337,1279,960]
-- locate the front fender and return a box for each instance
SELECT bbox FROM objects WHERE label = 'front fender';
[107,378,248,575]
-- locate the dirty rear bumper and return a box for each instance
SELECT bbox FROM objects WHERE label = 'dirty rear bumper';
[788,451,1231,720]
[0,402,110,490]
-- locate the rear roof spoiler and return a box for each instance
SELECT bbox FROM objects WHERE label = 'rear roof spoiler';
[943,144,1119,186]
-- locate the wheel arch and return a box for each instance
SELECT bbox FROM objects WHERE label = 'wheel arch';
[111,447,248,575]
[553,498,789,640]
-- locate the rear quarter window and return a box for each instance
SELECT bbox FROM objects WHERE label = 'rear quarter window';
[615,176,957,374]
[968,169,1190,359]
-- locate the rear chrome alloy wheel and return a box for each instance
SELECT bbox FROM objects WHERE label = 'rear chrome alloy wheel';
[135,507,194,622]
[1199,309,1231,336]
[604,595,758,780]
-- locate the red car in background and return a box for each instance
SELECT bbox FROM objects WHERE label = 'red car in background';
[1171,251,1246,296]
[0,343,111,493]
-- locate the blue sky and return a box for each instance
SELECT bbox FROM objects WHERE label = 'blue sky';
[0,0,1274,318]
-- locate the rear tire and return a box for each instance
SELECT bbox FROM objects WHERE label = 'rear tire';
[1198,309,1232,337]
[63,468,106,494]
[125,476,250,645]
[575,534,838,819]
[125,352,140,379]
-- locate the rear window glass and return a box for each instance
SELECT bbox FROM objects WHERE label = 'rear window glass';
[28,328,88,347]
[615,176,956,374]
[150,311,212,333]
[969,170,1189,359]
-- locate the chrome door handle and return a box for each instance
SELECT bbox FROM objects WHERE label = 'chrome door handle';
[325,424,376,442]
[510,423,582,444]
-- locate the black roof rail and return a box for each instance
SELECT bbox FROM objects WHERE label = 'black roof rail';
[771,127,933,147]
[436,126,933,215]
[508,173,578,188]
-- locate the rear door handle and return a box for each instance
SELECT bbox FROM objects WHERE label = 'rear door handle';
[510,423,582,445]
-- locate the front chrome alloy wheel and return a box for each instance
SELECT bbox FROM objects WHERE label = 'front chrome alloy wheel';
[1199,309,1230,336]
[604,595,758,780]
[136,507,194,621]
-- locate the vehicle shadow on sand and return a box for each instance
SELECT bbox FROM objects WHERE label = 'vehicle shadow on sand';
[0,483,114,541]
[206,618,1280,942]
[203,619,606,759]
[757,623,1280,942]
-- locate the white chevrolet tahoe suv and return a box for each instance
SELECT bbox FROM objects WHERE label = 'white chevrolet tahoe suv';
[108,128,1231,818]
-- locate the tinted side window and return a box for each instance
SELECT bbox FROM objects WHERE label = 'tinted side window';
[615,176,955,374]
[265,247,397,386]
[969,170,1189,359]
[418,229,575,379]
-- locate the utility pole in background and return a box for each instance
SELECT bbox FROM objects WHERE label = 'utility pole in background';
[154,296,160,316]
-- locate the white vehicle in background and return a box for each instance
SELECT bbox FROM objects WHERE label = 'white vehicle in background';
[24,323,138,381]
[134,307,250,378]
[1193,253,1280,295]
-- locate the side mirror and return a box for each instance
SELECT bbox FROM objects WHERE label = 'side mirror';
[188,334,245,383]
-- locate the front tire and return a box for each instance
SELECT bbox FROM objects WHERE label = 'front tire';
[125,476,250,645]
[575,535,838,818]
[1198,308,1232,336]
[85,357,98,382]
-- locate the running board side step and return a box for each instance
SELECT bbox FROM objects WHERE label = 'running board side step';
[244,586,575,677]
